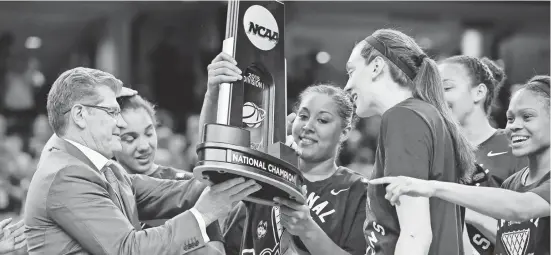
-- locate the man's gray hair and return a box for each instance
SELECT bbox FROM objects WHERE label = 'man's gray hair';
[47,67,123,135]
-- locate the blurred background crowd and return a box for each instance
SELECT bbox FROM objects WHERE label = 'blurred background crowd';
[0,2,548,252]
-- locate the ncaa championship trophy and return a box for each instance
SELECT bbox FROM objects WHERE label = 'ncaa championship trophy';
[194,0,306,207]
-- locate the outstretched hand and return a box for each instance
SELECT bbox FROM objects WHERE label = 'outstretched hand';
[0,218,27,254]
[368,176,435,206]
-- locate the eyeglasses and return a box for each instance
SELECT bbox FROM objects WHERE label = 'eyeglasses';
[63,104,121,118]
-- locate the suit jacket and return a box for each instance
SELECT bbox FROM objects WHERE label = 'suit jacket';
[140,166,221,238]
[24,135,209,255]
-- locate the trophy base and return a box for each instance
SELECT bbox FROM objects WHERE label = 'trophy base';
[194,124,305,206]
[194,162,305,206]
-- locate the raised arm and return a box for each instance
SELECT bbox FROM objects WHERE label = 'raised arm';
[198,52,242,139]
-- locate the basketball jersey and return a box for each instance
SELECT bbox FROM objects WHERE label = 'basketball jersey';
[364,98,464,255]
[495,169,550,255]
[223,167,368,255]
[466,130,528,255]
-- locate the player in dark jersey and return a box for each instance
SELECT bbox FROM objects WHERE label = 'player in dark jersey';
[370,75,550,255]
[439,55,528,254]
[225,85,367,255]
[114,94,225,254]
[199,60,368,255]
[343,29,476,255]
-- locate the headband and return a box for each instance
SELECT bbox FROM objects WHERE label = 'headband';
[365,36,419,80]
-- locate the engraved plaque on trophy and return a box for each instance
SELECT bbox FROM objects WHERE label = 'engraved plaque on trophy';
[194,0,306,206]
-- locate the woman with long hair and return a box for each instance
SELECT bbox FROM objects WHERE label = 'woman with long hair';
[371,75,550,255]
[439,55,528,254]
[114,94,225,254]
[200,53,368,255]
[343,29,476,255]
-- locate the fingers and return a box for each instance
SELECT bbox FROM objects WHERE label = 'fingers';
[210,178,246,192]
[9,222,24,238]
[208,61,242,75]
[8,220,23,231]
[14,239,27,250]
[368,177,395,185]
[13,233,25,244]
[0,218,12,230]
[286,113,296,135]
[211,52,237,65]
[274,197,302,210]
[118,87,138,98]
[301,185,307,196]
[225,179,257,195]
[230,182,262,201]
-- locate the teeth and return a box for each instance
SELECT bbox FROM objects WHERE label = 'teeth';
[300,138,315,145]
[512,136,528,143]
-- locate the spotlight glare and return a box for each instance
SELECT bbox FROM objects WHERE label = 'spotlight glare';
[316,51,331,64]
[25,36,42,49]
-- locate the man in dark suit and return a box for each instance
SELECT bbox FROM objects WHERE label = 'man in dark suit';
[24,67,261,255]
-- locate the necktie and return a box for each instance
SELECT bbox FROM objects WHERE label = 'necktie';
[102,162,128,217]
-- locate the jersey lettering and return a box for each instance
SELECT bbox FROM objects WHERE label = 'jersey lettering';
[305,191,335,223]
[472,234,491,250]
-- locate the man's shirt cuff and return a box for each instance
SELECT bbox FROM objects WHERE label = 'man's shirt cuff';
[189,208,210,242]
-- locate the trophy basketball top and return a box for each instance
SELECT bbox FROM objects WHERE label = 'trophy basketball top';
[194,0,306,206]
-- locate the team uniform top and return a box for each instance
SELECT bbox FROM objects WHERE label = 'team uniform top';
[495,168,549,255]
[466,130,528,255]
[223,167,368,255]
[138,165,222,242]
[364,98,464,255]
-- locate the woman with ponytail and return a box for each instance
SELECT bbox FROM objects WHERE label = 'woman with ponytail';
[344,29,475,255]
[439,56,528,255]
[370,75,550,255]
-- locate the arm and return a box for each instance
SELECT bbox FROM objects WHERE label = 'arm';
[465,209,497,244]
[198,87,219,140]
[298,223,350,255]
[394,197,432,255]
[48,166,207,255]
[198,52,242,139]
[430,180,549,222]
[381,107,433,255]
[130,174,206,221]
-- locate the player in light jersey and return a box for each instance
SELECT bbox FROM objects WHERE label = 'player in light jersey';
[344,29,476,255]
[197,56,368,255]
[439,55,528,254]
[370,75,550,255]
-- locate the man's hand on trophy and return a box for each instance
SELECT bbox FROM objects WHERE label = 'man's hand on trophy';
[207,52,243,93]
[193,178,261,226]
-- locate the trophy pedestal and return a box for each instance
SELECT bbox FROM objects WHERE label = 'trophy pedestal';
[195,124,305,206]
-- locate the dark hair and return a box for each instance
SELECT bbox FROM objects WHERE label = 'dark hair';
[295,84,357,129]
[522,75,550,110]
[117,95,157,125]
[360,29,476,182]
[442,56,506,114]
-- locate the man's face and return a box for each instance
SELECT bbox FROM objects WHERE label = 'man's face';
[79,86,127,158]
